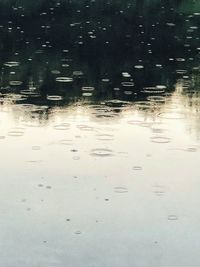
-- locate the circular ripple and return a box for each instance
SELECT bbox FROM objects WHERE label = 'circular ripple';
[90,148,113,157]
[132,166,143,171]
[47,95,63,101]
[53,123,70,130]
[20,90,40,97]
[147,96,166,103]
[8,129,25,137]
[114,187,128,193]
[151,136,171,143]
[56,77,73,83]
[128,120,143,125]
[185,147,197,152]
[121,82,134,87]
[51,70,61,75]
[158,112,185,119]
[124,90,133,95]
[82,86,95,91]
[151,123,167,133]
[32,146,41,150]
[4,61,20,67]
[134,65,144,69]
[82,92,93,97]
[135,101,153,109]
[168,215,178,221]
[105,100,130,107]
[73,71,84,77]
[142,87,165,94]
[60,139,73,145]
[96,134,114,141]
[9,81,23,86]
[77,125,94,131]
[4,94,27,101]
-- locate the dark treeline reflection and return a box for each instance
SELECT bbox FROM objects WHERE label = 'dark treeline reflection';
[0,0,199,109]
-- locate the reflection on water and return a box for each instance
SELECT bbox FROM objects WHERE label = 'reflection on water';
[1,1,200,266]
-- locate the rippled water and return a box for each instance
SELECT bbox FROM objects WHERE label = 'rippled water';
[1,1,200,266]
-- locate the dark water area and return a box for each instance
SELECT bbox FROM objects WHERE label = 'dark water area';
[1,1,200,267]
[0,0,199,107]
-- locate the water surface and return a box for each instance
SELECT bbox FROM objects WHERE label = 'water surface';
[0,1,200,266]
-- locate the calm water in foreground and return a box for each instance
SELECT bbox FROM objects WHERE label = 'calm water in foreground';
[0,1,200,266]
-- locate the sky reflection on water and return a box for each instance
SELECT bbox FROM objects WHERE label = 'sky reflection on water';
[1,81,200,266]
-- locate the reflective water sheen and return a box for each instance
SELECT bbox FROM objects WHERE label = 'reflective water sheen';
[1,1,200,266]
